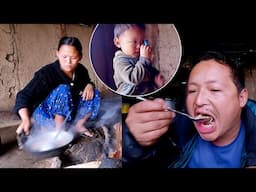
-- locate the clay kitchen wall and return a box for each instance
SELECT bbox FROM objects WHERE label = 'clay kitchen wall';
[245,66,256,100]
[0,24,110,111]
[1,24,255,112]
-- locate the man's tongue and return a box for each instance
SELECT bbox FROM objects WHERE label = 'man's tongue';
[195,116,215,134]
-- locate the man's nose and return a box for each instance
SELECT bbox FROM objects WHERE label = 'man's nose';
[195,89,208,106]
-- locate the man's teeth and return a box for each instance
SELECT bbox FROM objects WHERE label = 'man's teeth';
[201,117,214,127]
[203,123,213,128]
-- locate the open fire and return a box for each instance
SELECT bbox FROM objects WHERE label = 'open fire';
[17,95,122,168]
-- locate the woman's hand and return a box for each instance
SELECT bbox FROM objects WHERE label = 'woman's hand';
[16,108,32,135]
[82,83,94,100]
[125,98,175,146]
[16,119,32,135]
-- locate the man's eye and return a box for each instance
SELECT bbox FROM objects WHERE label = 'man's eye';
[211,89,221,92]
[188,90,196,94]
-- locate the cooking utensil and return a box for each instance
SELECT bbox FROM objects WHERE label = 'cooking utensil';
[136,96,211,122]
[54,111,72,140]
[165,107,211,121]
[18,129,74,158]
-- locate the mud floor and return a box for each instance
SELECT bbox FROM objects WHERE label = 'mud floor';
[0,141,55,168]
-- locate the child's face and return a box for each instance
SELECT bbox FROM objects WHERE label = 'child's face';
[114,27,145,58]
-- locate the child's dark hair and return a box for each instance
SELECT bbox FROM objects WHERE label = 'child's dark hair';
[193,50,245,93]
[58,36,83,55]
[114,24,145,38]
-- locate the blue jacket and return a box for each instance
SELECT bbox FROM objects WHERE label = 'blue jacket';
[122,99,256,168]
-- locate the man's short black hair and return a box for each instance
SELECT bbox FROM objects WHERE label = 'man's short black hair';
[193,50,245,93]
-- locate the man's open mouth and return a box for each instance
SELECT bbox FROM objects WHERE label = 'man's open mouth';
[195,113,214,126]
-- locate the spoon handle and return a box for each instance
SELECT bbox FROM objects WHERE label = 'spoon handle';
[136,96,200,121]
[166,107,192,119]
[54,110,72,139]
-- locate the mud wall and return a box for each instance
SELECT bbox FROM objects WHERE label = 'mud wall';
[245,66,256,100]
[1,24,255,111]
[0,24,109,111]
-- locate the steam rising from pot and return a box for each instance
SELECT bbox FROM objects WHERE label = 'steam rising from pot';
[85,96,122,129]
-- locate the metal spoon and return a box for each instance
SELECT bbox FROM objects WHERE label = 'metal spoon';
[136,96,211,122]
[165,107,211,121]
[54,111,72,139]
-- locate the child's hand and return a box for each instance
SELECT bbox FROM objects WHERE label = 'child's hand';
[140,44,152,60]
[154,73,165,88]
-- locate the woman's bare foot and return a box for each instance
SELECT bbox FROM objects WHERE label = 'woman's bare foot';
[75,123,93,137]
[75,115,93,137]
[80,128,94,137]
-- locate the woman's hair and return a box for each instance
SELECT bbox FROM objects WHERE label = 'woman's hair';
[194,50,245,93]
[58,36,83,55]
[114,24,145,38]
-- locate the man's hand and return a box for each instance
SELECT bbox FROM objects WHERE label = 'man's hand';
[125,98,175,146]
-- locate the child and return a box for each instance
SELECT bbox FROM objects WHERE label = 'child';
[113,24,165,96]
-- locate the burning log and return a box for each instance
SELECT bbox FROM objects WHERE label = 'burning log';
[102,122,121,160]
[108,122,122,159]
[61,96,123,168]
[98,122,122,168]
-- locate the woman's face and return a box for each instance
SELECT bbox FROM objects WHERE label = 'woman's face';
[56,45,82,75]
[186,59,248,146]
[114,27,145,58]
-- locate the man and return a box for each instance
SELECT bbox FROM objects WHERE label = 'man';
[123,51,256,168]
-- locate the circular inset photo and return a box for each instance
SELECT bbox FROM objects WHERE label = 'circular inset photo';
[89,24,182,97]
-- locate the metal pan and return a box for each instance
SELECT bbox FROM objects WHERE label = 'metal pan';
[18,130,74,159]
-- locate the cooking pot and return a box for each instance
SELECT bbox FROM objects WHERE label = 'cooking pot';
[17,129,75,159]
